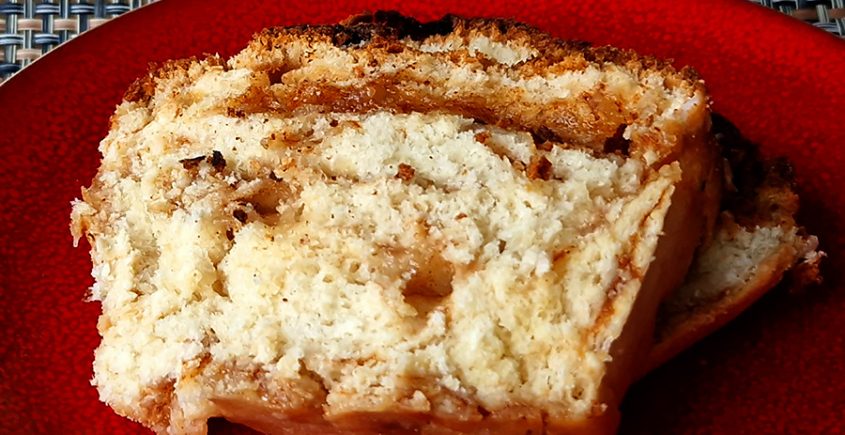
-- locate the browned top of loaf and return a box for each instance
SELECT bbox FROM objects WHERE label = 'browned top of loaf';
[123,11,704,163]
[255,11,699,80]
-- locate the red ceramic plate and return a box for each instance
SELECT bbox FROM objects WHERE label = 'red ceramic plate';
[1,0,843,433]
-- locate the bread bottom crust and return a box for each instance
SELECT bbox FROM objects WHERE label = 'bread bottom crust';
[212,394,620,435]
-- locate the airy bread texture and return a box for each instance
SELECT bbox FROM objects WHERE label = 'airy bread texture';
[71,12,718,434]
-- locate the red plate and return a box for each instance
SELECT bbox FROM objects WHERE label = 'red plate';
[1,0,843,433]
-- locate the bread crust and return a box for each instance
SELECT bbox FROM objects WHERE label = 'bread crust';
[124,11,704,162]
[603,116,720,402]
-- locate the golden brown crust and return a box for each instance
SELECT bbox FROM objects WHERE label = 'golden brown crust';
[212,394,620,435]
[602,114,719,407]
[124,55,225,104]
[206,355,623,434]
[128,11,705,159]
[266,11,701,83]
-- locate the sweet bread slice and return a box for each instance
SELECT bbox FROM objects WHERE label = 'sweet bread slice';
[71,12,719,434]
[648,115,822,371]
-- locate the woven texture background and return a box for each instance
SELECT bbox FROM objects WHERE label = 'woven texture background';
[1,1,155,81]
[0,0,843,82]
[752,0,845,35]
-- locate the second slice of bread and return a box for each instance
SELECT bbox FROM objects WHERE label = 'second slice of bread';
[649,116,822,371]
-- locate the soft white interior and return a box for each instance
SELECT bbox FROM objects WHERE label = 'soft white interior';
[664,223,808,313]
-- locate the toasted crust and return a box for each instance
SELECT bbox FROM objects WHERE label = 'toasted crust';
[125,11,705,163]
[648,115,822,372]
[72,12,718,434]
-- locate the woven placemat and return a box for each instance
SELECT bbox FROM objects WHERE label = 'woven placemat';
[1,0,843,83]
[0,0,155,81]
[752,0,845,35]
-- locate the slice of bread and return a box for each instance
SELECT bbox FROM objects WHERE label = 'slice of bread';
[648,115,822,372]
[70,12,719,434]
